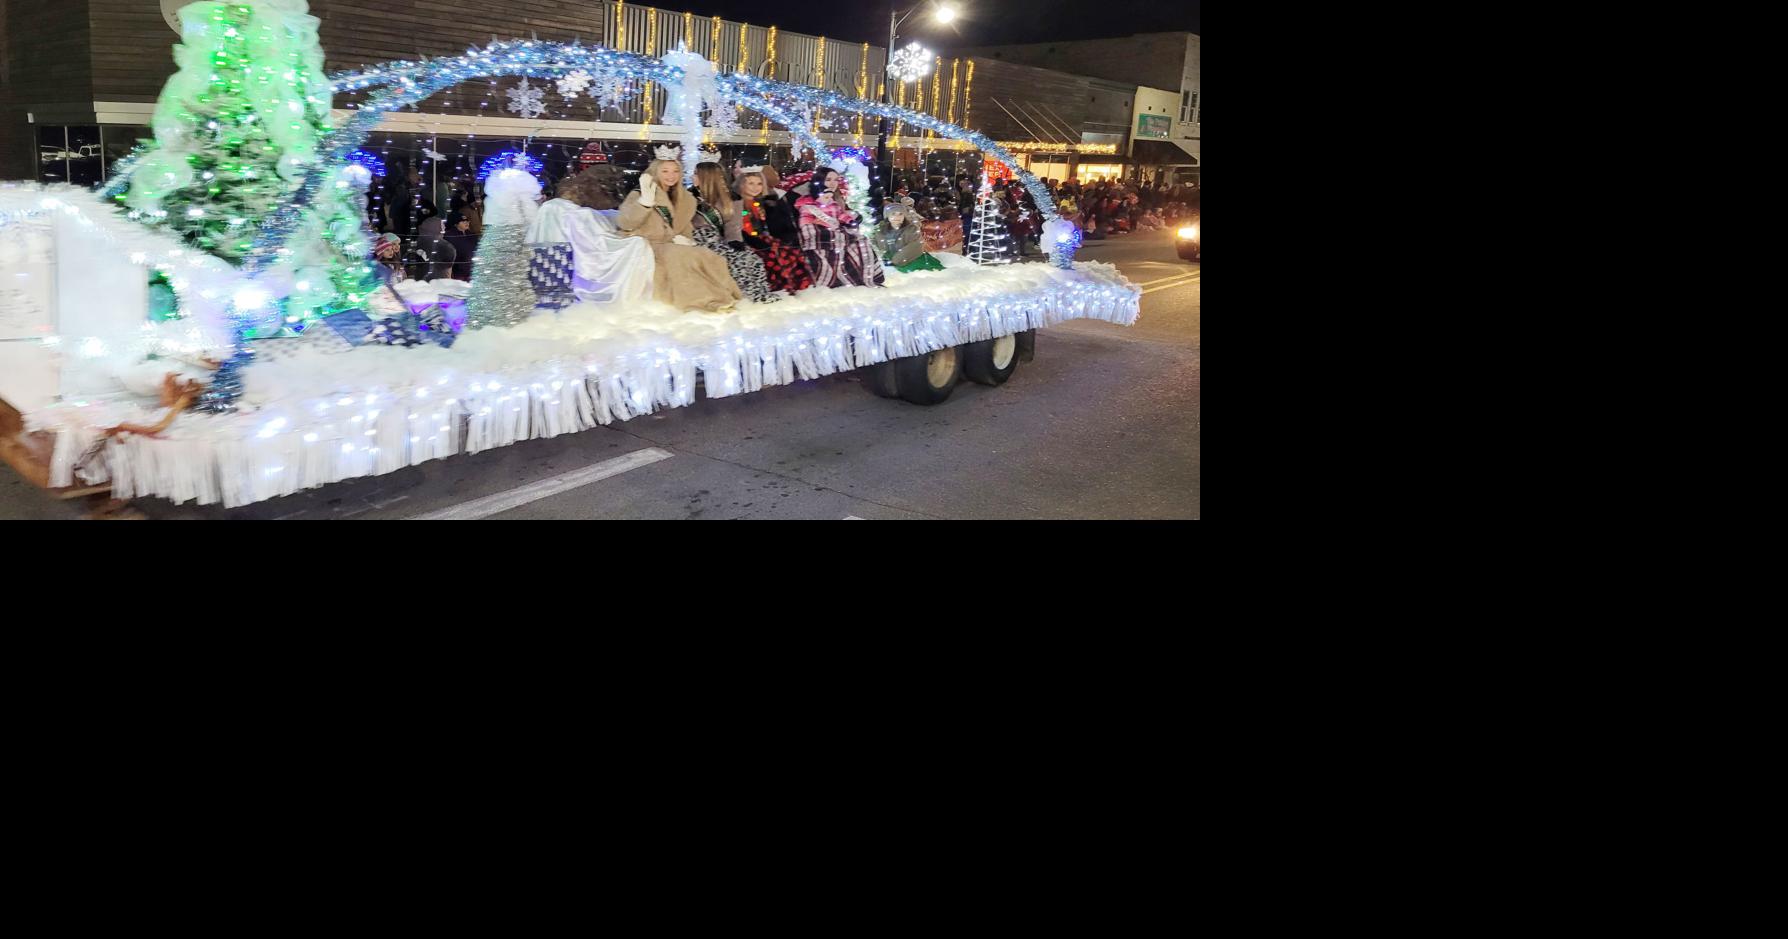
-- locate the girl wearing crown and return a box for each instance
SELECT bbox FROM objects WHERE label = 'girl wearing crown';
[615,148,743,312]
[795,166,885,288]
[689,157,776,303]
[732,167,814,294]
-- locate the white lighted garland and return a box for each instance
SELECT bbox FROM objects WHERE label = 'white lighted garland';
[31,263,1142,507]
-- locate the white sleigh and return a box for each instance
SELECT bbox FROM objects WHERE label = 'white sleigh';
[0,185,158,410]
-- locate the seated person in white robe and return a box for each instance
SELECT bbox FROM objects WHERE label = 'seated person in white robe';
[526,168,655,309]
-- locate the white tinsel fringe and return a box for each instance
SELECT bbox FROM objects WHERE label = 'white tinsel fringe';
[29,262,1140,508]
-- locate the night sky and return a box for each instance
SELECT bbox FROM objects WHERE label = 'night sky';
[682,1,1200,49]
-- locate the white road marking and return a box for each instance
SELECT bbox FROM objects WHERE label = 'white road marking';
[1141,271,1202,294]
[1134,270,1203,289]
[408,447,674,520]
[844,515,866,520]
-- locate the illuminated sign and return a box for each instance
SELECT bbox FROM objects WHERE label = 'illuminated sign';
[994,141,1120,154]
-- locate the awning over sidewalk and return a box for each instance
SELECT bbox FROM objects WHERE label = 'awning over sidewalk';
[1131,139,1200,165]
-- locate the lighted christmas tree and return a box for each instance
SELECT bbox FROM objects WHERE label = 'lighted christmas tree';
[966,179,1014,266]
[117,0,374,332]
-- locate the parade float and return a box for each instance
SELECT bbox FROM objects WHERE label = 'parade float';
[0,1,1138,509]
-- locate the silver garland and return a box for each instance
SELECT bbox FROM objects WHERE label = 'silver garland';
[463,223,534,329]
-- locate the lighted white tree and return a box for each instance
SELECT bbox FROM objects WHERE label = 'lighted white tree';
[966,180,1013,266]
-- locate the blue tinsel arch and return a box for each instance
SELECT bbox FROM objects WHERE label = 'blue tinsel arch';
[103,39,1070,271]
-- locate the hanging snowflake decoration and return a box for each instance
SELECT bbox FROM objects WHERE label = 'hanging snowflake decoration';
[890,42,933,84]
[556,69,594,99]
[593,73,632,111]
[707,98,741,135]
[790,102,815,132]
[506,78,547,119]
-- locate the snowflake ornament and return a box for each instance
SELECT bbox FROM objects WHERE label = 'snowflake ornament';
[556,69,593,98]
[506,79,547,119]
[707,99,741,134]
[890,42,933,83]
[593,73,631,111]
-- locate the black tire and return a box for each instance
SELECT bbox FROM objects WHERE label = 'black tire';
[861,360,900,398]
[963,334,1021,386]
[894,346,961,405]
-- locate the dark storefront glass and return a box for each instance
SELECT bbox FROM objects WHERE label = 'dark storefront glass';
[35,125,116,185]
[36,126,68,183]
[67,126,103,186]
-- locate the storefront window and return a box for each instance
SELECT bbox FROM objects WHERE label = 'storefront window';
[36,125,108,185]
[1019,153,1071,181]
[36,126,70,183]
[67,126,103,186]
[1075,162,1124,182]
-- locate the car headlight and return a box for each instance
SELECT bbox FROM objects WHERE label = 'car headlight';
[1178,225,1199,240]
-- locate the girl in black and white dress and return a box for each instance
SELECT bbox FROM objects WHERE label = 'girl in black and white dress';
[689,161,775,302]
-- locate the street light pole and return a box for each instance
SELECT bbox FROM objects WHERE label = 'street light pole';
[871,4,901,222]
[871,2,954,221]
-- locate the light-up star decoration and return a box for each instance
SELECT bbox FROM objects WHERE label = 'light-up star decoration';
[890,42,933,83]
